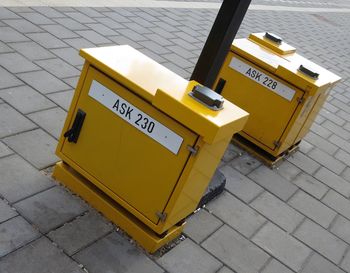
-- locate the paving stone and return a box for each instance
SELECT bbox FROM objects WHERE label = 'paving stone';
[335,149,350,166]
[330,215,350,244]
[65,12,96,24]
[0,216,40,257]
[47,90,74,111]
[291,173,329,199]
[74,232,163,273]
[298,140,314,154]
[202,225,269,273]
[294,219,347,264]
[251,191,304,233]
[323,120,350,140]
[0,155,53,203]
[288,190,336,228]
[0,8,20,19]
[47,210,113,255]
[340,250,350,272]
[314,167,350,197]
[54,17,87,31]
[308,148,346,175]
[184,209,222,243]
[75,30,111,44]
[62,76,79,88]
[261,259,294,273]
[274,160,301,181]
[0,41,13,53]
[320,109,345,126]
[302,253,346,273]
[27,107,66,139]
[0,52,39,74]
[206,191,266,238]
[0,141,13,158]
[85,23,118,36]
[304,131,338,155]
[219,165,263,203]
[8,41,55,61]
[140,40,171,55]
[17,70,70,94]
[0,104,36,138]
[0,199,17,223]
[0,67,22,90]
[221,143,240,162]
[36,58,80,78]
[26,33,67,49]
[3,19,42,33]
[342,167,350,182]
[41,24,79,39]
[163,53,193,69]
[0,237,85,273]
[323,190,350,220]
[0,26,29,43]
[20,12,55,25]
[248,165,298,201]
[229,153,261,175]
[32,7,65,18]
[252,222,311,272]
[51,47,84,67]
[329,135,350,154]
[310,123,332,139]
[0,85,55,114]
[3,129,58,169]
[287,151,320,175]
[14,186,88,233]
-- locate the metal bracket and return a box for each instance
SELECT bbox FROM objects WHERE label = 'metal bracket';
[156,211,167,222]
[296,97,305,104]
[187,145,199,156]
[273,140,281,148]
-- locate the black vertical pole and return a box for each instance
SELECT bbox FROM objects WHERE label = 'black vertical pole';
[190,0,252,88]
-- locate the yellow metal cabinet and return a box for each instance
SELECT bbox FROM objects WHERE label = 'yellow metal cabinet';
[53,45,248,252]
[214,32,341,164]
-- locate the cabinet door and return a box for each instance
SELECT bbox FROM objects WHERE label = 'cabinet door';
[62,67,198,224]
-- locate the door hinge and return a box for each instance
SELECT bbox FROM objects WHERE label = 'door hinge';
[187,145,199,156]
[296,97,304,104]
[273,140,281,148]
[156,211,167,222]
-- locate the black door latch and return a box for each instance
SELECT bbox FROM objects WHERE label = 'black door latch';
[64,109,86,143]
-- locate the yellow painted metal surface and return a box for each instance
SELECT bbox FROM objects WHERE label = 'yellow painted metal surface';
[216,32,341,158]
[54,45,249,249]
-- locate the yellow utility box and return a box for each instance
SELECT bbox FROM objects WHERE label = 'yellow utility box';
[214,32,341,165]
[53,45,248,252]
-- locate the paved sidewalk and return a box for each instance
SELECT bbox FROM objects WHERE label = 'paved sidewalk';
[0,1,350,273]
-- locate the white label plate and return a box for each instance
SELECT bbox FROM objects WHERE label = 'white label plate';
[229,57,296,101]
[88,80,184,155]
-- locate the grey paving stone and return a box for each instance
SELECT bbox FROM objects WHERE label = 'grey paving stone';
[0,85,55,114]
[304,131,338,155]
[140,40,171,55]
[0,53,39,74]
[0,155,54,203]
[314,167,350,197]
[340,250,350,272]
[0,104,36,138]
[74,232,163,273]
[216,266,234,273]
[206,191,266,238]
[62,76,79,88]
[65,12,96,24]
[0,199,17,223]
[251,191,304,233]
[298,140,314,154]
[54,17,87,31]
[35,58,80,79]
[335,149,350,166]
[291,173,329,199]
[221,143,240,162]
[27,33,67,49]
[320,109,345,126]
[75,30,111,44]
[47,210,113,255]
[3,129,58,169]
[219,165,263,203]
[63,37,96,50]
[294,219,347,264]
[0,216,40,257]
[229,153,261,175]
[261,259,294,273]
[252,222,311,272]
[14,186,88,233]
[287,151,320,175]
[342,167,350,182]
[248,166,298,201]
[0,8,20,19]
[288,190,336,228]
[202,225,269,273]
[27,107,66,139]
[20,12,55,25]
[0,26,29,43]
[8,41,55,61]
[302,253,345,273]
[3,19,42,33]
[330,215,350,244]
[85,23,118,36]
[41,24,79,39]
[0,41,13,53]
[51,47,84,66]
[310,123,332,139]
[323,190,350,220]
[308,148,346,175]
[163,53,193,69]
[184,209,222,243]
[323,120,350,140]
[274,161,301,181]
[0,141,13,158]
[32,7,65,18]
[17,70,70,94]
[47,90,74,111]
[0,67,22,90]
[0,237,85,273]
[329,135,350,154]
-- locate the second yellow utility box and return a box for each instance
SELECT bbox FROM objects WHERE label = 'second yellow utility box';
[53,45,248,252]
[214,32,341,164]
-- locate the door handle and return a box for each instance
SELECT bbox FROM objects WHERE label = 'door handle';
[64,109,86,143]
